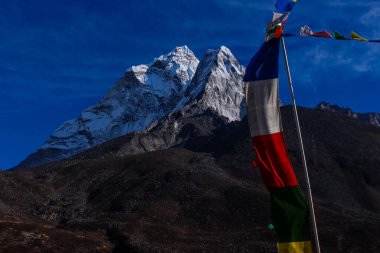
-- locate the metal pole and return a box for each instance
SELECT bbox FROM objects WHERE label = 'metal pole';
[280,36,322,253]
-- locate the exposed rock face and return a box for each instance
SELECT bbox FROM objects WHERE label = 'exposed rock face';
[18,46,246,168]
[174,46,246,121]
[316,102,380,127]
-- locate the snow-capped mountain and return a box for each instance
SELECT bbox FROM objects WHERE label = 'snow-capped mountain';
[173,46,246,121]
[41,46,199,153]
[18,45,246,168]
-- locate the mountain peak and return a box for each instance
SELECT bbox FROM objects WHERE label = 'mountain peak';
[197,46,242,79]
[150,45,199,86]
[219,45,233,55]
[174,46,245,121]
[19,45,246,168]
[155,45,197,64]
[205,46,234,60]
[169,45,193,56]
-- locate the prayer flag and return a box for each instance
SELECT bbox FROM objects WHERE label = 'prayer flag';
[244,39,312,253]
[334,31,350,40]
[276,0,298,14]
[351,31,368,42]
[300,25,332,38]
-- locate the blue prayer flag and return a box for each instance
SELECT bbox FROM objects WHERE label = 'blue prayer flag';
[275,0,297,14]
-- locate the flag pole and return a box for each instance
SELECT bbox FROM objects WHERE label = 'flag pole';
[280,36,322,253]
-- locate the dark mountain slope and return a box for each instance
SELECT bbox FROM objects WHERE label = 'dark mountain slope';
[0,105,379,252]
[70,105,380,214]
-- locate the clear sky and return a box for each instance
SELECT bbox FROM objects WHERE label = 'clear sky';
[1,0,380,169]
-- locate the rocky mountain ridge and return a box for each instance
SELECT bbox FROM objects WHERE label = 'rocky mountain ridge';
[18,45,246,168]
[317,102,380,127]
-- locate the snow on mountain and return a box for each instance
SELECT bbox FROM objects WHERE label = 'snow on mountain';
[42,46,199,154]
[174,46,246,121]
[18,45,247,168]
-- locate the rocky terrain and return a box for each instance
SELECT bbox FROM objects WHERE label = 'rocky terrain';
[6,46,380,252]
[1,105,380,252]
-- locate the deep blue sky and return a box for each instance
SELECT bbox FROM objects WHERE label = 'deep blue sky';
[1,0,380,169]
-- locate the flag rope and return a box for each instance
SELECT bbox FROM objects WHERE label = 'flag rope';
[283,33,380,43]
[281,36,322,253]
